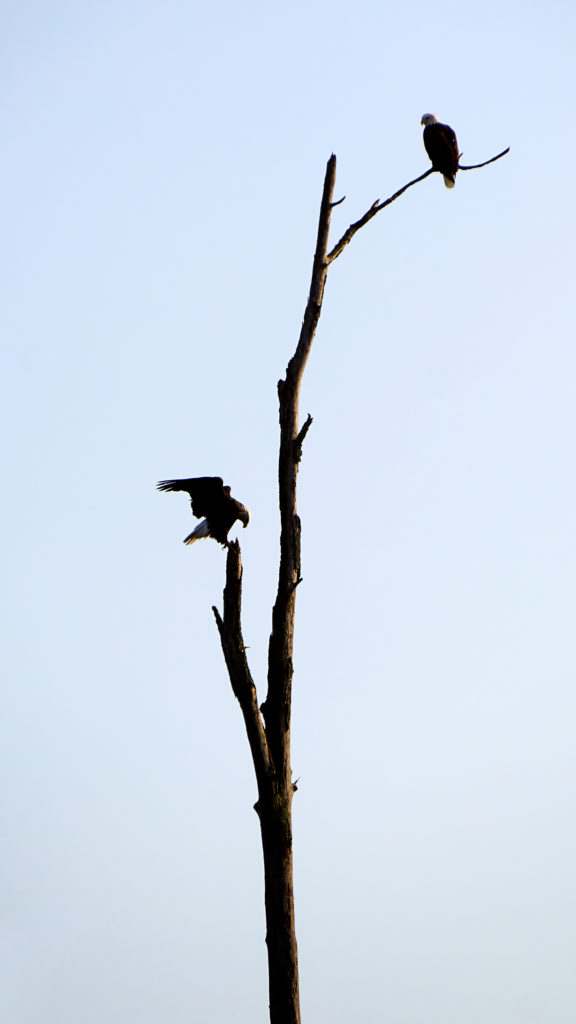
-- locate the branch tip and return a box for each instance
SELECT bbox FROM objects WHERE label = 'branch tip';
[293,414,313,463]
[459,146,510,171]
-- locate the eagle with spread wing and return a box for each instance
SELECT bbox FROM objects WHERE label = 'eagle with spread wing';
[157,476,250,546]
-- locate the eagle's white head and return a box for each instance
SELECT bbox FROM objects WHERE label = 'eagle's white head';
[421,113,439,126]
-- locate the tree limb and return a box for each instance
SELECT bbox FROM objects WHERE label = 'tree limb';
[326,168,434,263]
[327,145,510,264]
[459,146,510,170]
[212,542,271,785]
[294,413,313,464]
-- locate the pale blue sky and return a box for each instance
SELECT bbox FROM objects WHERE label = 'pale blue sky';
[2,1,575,1022]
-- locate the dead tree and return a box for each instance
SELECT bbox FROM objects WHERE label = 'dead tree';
[212,144,508,1024]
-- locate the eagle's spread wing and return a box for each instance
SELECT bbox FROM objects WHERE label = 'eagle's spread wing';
[157,476,225,520]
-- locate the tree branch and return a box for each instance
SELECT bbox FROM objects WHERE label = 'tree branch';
[459,146,510,170]
[327,145,510,264]
[294,413,313,465]
[326,168,434,263]
[213,541,271,784]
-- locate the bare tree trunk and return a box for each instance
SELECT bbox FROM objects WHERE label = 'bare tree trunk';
[213,155,337,1024]
[259,787,299,1023]
[212,141,508,1024]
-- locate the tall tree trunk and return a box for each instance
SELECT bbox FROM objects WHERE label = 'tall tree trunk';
[259,783,299,1023]
[213,155,337,1024]
[212,140,508,1024]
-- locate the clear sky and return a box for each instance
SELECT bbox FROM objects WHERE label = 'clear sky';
[2,1,575,1021]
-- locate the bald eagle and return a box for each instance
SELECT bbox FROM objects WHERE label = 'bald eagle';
[421,114,459,188]
[157,476,250,546]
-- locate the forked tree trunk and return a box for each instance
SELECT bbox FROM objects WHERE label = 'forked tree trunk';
[212,139,508,1024]
[213,156,337,1024]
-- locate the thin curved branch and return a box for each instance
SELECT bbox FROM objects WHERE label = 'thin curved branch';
[326,169,433,264]
[459,146,510,170]
[327,144,510,264]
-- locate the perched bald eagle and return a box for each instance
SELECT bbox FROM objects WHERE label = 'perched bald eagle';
[421,113,459,188]
[157,476,250,546]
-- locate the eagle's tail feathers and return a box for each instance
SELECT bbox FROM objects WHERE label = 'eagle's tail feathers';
[443,174,456,188]
[183,519,211,545]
